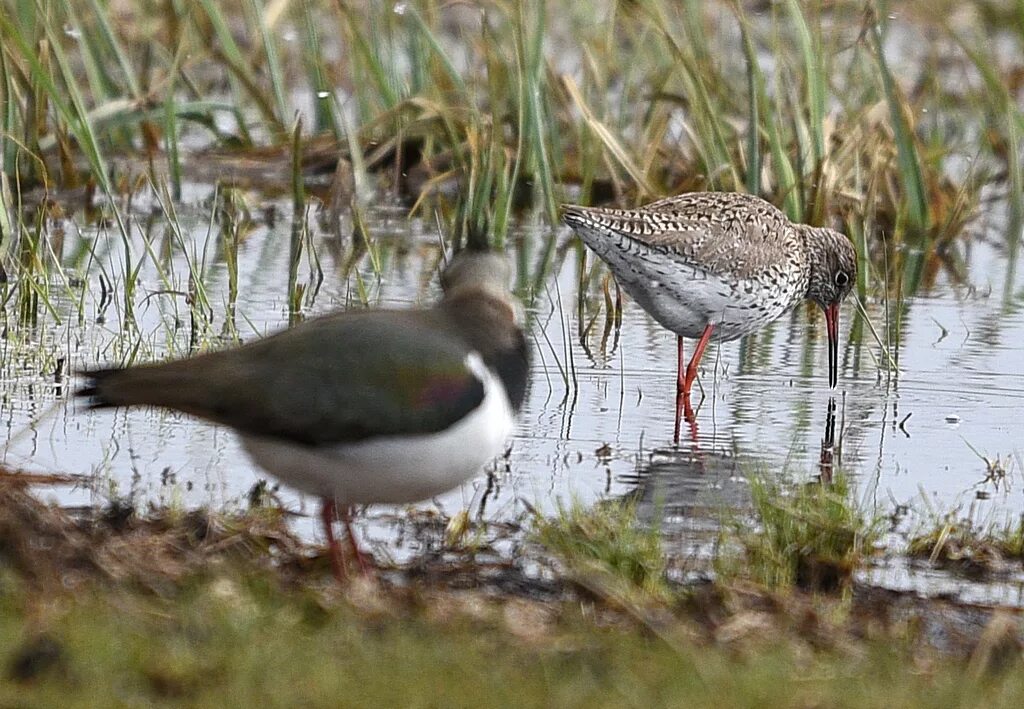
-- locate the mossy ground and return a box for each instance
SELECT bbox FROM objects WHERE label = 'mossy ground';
[4,572,1024,708]
[2,478,1024,707]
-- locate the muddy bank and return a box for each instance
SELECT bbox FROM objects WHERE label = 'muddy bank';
[2,475,1021,674]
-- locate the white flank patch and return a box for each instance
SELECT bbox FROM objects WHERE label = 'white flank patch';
[239,352,515,506]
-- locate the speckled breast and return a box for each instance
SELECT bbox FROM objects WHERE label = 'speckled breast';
[585,233,807,342]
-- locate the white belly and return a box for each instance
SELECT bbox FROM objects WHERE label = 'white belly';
[239,356,515,505]
[584,232,795,341]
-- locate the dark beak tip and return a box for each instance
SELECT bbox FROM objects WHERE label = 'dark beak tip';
[825,302,840,391]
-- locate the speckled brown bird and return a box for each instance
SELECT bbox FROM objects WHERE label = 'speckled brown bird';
[563,192,856,440]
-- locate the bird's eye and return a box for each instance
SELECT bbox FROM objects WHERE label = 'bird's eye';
[835,272,849,287]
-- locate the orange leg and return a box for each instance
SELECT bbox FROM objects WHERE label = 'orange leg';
[673,396,697,444]
[676,336,686,393]
[320,499,347,581]
[683,324,715,397]
[673,325,714,444]
[674,337,687,443]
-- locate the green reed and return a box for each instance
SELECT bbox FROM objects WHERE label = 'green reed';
[0,0,1021,314]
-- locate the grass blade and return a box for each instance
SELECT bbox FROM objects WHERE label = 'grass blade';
[869,21,929,232]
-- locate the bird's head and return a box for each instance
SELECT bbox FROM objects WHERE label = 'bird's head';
[803,227,857,389]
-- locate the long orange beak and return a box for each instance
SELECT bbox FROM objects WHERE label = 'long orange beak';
[824,302,839,389]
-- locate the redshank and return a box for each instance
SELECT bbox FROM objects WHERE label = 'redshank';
[78,249,529,579]
[562,192,856,441]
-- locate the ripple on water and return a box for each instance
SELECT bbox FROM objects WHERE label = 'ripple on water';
[3,200,1023,603]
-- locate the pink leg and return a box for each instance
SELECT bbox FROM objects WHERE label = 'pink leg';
[320,499,346,581]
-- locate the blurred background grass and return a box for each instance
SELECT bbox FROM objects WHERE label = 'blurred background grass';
[3,0,1021,393]
[2,0,1020,244]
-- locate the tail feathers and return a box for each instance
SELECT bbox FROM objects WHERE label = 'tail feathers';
[560,204,594,229]
[76,379,108,408]
[76,363,213,413]
[76,368,122,409]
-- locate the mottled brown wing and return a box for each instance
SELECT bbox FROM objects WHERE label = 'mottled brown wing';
[563,193,795,279]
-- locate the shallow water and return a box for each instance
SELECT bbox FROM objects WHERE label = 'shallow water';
[2,193,1023,602]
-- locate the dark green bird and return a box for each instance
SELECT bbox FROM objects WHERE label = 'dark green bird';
[78,250,529,578]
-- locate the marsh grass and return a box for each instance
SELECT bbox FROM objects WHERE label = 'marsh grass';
[0,1,1015,239]
[908,508,1024,575]
[533,498,672,602]
[0,0,1018,373]
[0,0,1021,624]
[720,474,885,592]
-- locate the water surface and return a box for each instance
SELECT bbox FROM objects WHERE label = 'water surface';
[2,195,1022,601]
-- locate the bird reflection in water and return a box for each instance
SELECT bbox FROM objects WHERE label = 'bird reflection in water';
[619,395,843,572]
[818,396,839,485]
[618,446,748,575]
